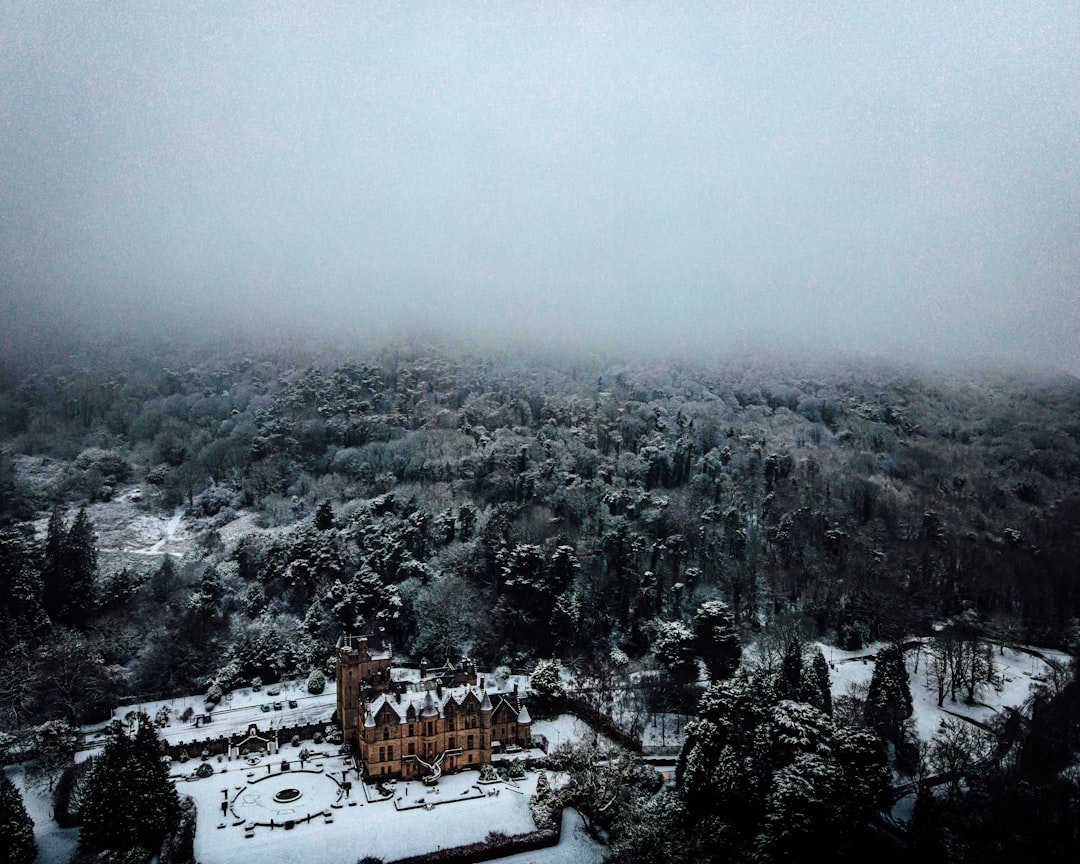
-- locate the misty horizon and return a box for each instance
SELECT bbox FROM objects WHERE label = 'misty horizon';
[2,3,1078,374]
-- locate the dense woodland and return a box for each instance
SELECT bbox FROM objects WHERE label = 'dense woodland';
[1,336,1079,863]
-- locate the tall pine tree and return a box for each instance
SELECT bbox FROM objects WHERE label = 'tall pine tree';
[78,715,180,856]
[59,507,97,628]
[41,508,67,623]
[0,770,36,864]
[865,642,913,744]
[40,507,98,629]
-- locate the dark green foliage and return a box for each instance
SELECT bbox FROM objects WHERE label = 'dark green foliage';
[315,500,334,530]
[651,619,698,682]
[693,599,741,682]
[607,788,693,864]
[0,771,36,864]
[865,643,913,743]
[679,673,891,863]
[78,715,180,856]
[0,526,46,647]
[809,648,832,716]
[41,507,97,629]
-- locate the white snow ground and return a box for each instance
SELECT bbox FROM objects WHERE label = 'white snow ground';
[179,764,601,864]
[96,677,338,752]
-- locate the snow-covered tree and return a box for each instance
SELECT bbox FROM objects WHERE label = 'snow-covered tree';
[529,657,565,700]
[78,714,180,856]
[651,619,698,682]
[0,770,36,864]
[306,668,326,694]
[865,643,912,743]
[549,740,659,837]
[808,648,832,715]
[607,788,692,864]
[28,719,77,792]
[692,599,741,681]
[529,770,558,830]
[41,507,97,629]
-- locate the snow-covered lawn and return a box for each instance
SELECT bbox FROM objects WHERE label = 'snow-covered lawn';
[97,677,338,752]
[820,640,1069,742]
[530,714,608,751]
[179,763,594,864]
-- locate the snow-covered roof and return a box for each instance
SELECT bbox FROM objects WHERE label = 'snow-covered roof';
[517,705,531,724]
[362,683,530,726]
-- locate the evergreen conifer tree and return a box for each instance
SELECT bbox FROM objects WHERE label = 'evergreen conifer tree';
[41,508,67,622]
[865,643,913,743]
[40,508,98,629]
[59,507,97,628]
[809,648,833,715]
[693,599,742,681]
[0,771,36,864]
[315,500,334,531]
[78,715,180,856]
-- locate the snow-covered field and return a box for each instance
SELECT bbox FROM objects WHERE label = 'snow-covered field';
[99,677,338,751]
[820,639,1069,742]
[180,764,599,864]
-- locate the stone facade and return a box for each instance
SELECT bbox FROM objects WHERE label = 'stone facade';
[336,634,392,746]
[336,634,531,781]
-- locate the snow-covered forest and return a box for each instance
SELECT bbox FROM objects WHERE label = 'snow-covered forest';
[1,338,1079,863]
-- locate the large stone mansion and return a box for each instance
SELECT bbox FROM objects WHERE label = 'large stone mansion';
[335,634,532,781]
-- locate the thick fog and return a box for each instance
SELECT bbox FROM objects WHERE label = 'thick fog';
[2,3,1078,371]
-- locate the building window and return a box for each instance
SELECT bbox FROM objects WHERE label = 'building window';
[383,727,389,740]
[449,736,456,749]
[408,724,414,737]
[468,754,473,763]
[387,746,393,760]
[379,746,385,761]
[467,735,474,749]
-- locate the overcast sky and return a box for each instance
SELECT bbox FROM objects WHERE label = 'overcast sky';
[2,2,1078,370]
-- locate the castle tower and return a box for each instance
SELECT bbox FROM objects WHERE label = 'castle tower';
[336,635,365,746]
[336,633,394,747]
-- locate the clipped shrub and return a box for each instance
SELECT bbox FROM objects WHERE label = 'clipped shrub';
[307,669,326,694]
[194,762,213,779]
[205,683,223,705]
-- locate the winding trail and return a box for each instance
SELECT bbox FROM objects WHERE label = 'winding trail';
[120,507,185,558]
